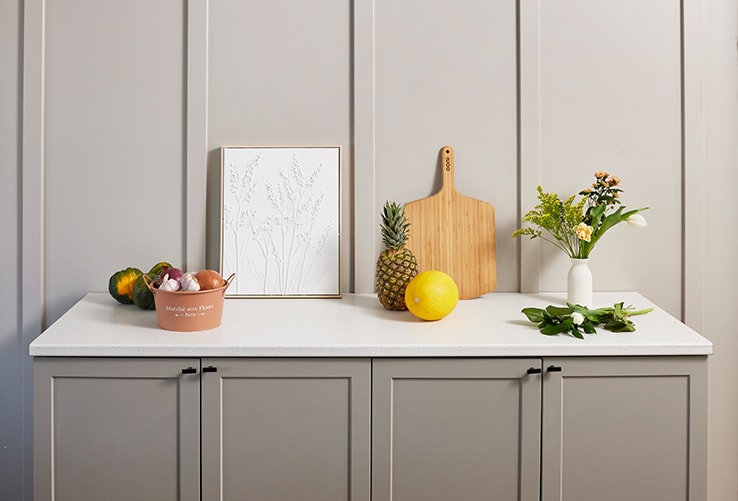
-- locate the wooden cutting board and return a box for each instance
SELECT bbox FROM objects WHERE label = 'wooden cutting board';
[404,146,496,299]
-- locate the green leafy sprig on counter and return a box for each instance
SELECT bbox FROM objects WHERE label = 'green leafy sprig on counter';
[521,302,653,339]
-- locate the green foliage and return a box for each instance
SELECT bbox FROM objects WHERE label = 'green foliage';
[511,187,587,257]
[521,302,653,339]
[380,201,411,250]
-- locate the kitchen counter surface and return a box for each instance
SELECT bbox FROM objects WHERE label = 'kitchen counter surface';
[29,291,712,358]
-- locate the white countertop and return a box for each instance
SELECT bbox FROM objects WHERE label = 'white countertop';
[29,291,713,357]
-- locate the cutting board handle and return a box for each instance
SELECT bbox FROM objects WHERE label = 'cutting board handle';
[440,145,456,192]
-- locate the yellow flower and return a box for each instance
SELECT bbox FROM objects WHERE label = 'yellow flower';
[575,223,593,242]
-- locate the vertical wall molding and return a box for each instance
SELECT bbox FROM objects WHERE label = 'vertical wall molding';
[682,0,706,330]
[186,0,209,270]
[353,0,376,294]
[21,1,45,330]
[21,1,46,498]
[518,0,543,293]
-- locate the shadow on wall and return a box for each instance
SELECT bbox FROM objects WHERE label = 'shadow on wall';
[0,320,25,501]
[206,148,223,271]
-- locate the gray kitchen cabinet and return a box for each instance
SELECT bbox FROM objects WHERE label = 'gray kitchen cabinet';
[372,358,543,501]
[200,358,371,501]
[541,357,707,501]
[372,356,707,501]
[30,293,712,501]
[33,356,371,501]
[33,357,202,501]
[34,355,707,501]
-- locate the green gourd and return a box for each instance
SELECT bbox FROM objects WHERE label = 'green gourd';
[108,267,143,304]
[148,261,173,278]
[132,272,158,310]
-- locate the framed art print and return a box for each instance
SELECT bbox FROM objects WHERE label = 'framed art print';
[220,146,341,297]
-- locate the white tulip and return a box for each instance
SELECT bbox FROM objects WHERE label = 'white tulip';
[626,214,648,228]
[571,312,585,326]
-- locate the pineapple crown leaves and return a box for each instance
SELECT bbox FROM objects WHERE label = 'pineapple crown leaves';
[380,201,411,251]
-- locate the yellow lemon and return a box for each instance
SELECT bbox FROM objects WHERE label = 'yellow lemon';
[404,270,459,321]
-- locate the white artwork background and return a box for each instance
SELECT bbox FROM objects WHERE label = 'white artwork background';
[222,147,340,296]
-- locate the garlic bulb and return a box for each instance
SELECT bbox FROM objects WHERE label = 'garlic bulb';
[159,274,180,291]
[179,272,200,292]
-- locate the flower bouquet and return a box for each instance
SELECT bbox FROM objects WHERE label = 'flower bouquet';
[512,171,648,259]
[514,171,652,334]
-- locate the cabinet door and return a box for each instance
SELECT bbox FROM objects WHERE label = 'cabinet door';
[33,357,201,501]
[541,356,708,501]
[201,358,371,501]
[372,358,542,501]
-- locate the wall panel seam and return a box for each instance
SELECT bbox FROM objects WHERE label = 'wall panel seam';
[22,3,47,500]
[518,0,543,293]
[681,0,706,330]
[186,0,209,270]
[353,0,376,294]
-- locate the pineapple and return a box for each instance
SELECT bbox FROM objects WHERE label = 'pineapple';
[375,201,419,310]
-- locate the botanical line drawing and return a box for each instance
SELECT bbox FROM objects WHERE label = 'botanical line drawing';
[222,147,340,296]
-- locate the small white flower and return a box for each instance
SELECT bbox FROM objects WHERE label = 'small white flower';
[571,312,585,326]
[626,214,648,228]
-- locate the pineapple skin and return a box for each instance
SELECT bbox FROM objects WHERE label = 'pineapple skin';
[376,248,419,311]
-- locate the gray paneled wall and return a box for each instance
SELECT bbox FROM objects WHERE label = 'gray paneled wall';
[532,0,683,311]
[206,0,353,286]
[372,0,518,292]
[4,0,738,500]
[43,0,187,323]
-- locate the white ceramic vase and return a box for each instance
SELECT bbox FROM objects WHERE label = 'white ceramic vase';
[567,258,592,307]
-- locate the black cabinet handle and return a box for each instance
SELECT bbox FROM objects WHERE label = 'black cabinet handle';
[202,365,218,373]
[547,365,562,373]
[181,367,197,374]
[527,367,542,375]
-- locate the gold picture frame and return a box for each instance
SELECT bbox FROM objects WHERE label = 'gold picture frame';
[219,146,342,298]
